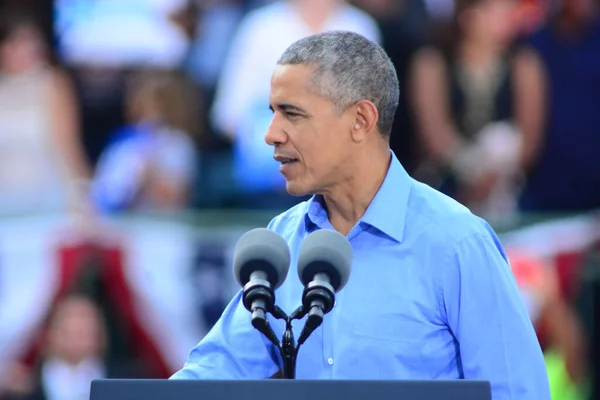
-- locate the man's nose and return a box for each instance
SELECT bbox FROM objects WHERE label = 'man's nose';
[265,117,288,146]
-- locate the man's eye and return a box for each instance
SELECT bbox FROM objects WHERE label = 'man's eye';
[286,112,301,118]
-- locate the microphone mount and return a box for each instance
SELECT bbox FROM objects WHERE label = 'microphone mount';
[245,278,336,379]
[248,301,312,379]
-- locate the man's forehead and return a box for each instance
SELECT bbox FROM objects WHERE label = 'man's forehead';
[270,64,316,100]
[272,64,315,86]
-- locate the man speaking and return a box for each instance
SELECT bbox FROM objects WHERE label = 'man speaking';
[172,31,551,399]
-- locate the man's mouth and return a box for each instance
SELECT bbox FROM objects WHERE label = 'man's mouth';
[275,155,299,164]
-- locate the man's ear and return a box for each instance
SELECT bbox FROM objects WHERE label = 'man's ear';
[351,100,379,142]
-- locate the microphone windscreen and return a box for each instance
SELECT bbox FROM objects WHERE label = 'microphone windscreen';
[233,228,290,290]
[297,229,352,292]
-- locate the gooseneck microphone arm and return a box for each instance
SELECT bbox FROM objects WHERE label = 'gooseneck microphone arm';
[269,305,309,379]
[243,276,315,379]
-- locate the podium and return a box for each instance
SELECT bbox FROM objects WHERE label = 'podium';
[90,379,491,400]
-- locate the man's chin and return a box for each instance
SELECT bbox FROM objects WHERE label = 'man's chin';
[285,181,310,197]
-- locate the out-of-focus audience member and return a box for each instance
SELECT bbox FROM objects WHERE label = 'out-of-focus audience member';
[209,0,380,208]
[184,0,246,108]
[0,7,91,215]
[350,0,428,173]
[574,240,600,400]
[423,0,456,22]
[2,294,109,400]
[91,70,199,213]
[509,249,589,399]
[409,0,546,221]
[513,0,551,37]
[519,0,600,213]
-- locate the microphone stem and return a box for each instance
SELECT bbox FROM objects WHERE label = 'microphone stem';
[250,298,267,322]
[271,305,288,320]
[298,300,325,345]
[289,305,307,320]
[250,270,268,282]
[315,272,331,284]
[281,325,297,379]
[251,314,280,348]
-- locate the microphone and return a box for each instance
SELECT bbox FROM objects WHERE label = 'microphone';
[233,228,290,333]
[296,229,352,344]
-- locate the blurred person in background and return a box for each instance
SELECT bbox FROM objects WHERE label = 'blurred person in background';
[519,0,600,213]
[574,240,600,400]
[0,7,91,216]
[349,0,428,174]
[184,0,246,112]
[91,70,199,214]
[2,294,109,400]
[422,0,456,21]
[512,0,551,36]
[209,0,380,209]
[508,249,589,399]
[409,0,546,222]
[53,0,198,169]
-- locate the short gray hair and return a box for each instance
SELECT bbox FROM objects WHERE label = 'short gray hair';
[277,31,399,137]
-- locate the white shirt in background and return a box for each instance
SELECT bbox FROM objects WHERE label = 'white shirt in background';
[41,357,106,400]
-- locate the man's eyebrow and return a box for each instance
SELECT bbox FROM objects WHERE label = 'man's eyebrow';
[270,103,306,114]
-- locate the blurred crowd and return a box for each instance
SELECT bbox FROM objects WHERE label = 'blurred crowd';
[0,0,598,219]
[0,0,599,399]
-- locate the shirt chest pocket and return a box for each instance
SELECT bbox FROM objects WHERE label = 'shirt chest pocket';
[343,312,439,379]
[352,312,425,344]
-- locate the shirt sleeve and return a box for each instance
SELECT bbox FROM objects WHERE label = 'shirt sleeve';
[442,228,551,399]
[170,290,280,379]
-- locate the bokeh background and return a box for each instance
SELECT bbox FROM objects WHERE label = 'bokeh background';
[0,0,598,399]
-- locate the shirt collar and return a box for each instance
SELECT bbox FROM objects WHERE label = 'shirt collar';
[304,151,412,242]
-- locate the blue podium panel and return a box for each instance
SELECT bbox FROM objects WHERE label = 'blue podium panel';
[90,379,491,400]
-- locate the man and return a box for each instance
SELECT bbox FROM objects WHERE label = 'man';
[172,31,551,399]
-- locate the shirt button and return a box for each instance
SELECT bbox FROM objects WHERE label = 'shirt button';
[327,357,334,365]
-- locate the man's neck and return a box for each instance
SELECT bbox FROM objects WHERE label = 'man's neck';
[322,148,391,236]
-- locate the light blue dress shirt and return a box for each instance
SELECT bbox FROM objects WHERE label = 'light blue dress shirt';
[172,152,551,399]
